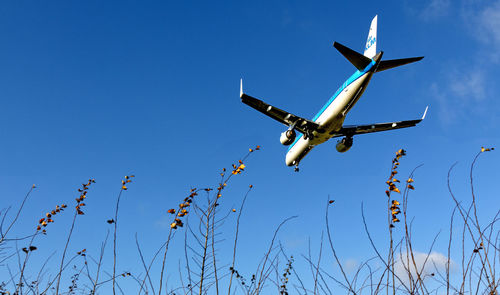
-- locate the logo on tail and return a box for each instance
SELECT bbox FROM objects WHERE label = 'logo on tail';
[365,36,376,51]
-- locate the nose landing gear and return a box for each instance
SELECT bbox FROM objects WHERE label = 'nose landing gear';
[294,165,300,172]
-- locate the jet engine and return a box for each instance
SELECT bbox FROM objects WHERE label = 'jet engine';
[335,136,353,153]
[280,129,296,145]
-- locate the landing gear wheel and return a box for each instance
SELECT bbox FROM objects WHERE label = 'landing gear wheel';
[294,166,300,172]
[304,130,314,140]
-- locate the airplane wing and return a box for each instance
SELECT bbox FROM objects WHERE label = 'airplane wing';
[334,107,428,138]
[240,80,321,135]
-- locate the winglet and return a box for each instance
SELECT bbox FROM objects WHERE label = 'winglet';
[422,106,428,120]
[240,79,243,98]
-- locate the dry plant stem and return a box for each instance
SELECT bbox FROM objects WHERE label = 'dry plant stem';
[102,270,126,295]
[491,222,500,288]
[36,250,57,292]
[474,262,486,294]
[448,163,489,294]
[0,186,34,244]
[16,230,38,295]
[183,219,193,295]
[361,203,411,294]
[396,240,414,290]
[129,274,149,293]
[158,226,174,295]
[387,209,394,295]
[316,262,356,291]
[54,209,78,295]
[447,163,471,294]
[279,244,308,295]
[448,151,498,294]
[40,252,81,294]
[113,188,125,295]
[302,254,344,292]
[317,268,334,295]
[7,264,17,291]
[210,199,219,295]
[414,232,439,295]
[447,206,458,295]
[313,232,324,295]
[354,258,378,294]
[273,257,280,294]
[402,166,428,294]
[385,162,393,295]
[228,187,252,295]
[135,233,154,294]
[83,255,94,285]
[307,238,315,286]
[0,247,20,265]
[158,150,255,295]
[198,201,215,294]
[401,184,413,292]
[325,199,354,293]
[262,251,281,293]
[91,231,109,295]
[139,239,170,294]
[253,216,297,295]
[469,152,496,291]
[178,259,186,294]
[486,214,499,267]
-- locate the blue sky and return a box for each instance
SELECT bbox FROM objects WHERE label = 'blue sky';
[0,0,499,293]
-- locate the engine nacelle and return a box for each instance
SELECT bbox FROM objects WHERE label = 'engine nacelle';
[336,137,353,153]
[280,129,296,145]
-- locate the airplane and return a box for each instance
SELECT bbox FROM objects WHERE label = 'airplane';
[240,15,427,172]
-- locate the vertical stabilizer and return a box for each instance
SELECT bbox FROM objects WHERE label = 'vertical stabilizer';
[364,15,377,59]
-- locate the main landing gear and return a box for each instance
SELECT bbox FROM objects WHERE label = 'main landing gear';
[303,129,314,140]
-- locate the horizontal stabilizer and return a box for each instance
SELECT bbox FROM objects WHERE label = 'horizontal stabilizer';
[334,42,372,71]
[376,56,424,72]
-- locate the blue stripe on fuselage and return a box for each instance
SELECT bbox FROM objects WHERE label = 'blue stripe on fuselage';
[287,60,376,151]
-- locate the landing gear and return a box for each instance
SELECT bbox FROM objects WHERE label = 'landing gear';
[302,126,314,140]
[303,130,314,140]
[294,165,300,172]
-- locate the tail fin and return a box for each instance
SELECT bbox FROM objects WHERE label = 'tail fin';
[335,15,423,72]
[364,15,377,59]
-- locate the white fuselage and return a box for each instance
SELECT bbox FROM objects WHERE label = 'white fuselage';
[285,67,375,166]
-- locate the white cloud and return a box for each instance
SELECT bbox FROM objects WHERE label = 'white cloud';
[474,1,500,44]
[394,251,454,284]
[448,68,486,101]
[430,82,457,125]
[420,0,451,21]
[343,259,359,274]
[430,67,487,125]
[462,0,500,61]
[155,215,171,229]
[417,1,499,126]
[427,1,500,125]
